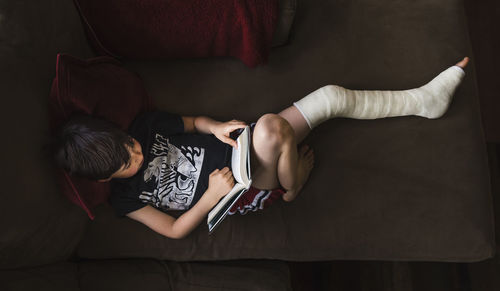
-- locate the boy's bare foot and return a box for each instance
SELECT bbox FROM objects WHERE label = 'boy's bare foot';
[282,144,314,202]
[455,57,469,69]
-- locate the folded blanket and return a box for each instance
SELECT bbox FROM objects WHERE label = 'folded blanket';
[73,0,279,67]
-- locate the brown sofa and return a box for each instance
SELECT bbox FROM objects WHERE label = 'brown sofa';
[0,0,495,289]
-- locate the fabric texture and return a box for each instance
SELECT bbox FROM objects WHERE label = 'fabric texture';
[49,53,154,219]
[109,111,233,217]
[72,0,279,68]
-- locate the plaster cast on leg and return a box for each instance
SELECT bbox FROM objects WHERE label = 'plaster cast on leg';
[293,66,466,129]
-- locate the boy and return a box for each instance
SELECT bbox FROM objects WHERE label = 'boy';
[55,57,468,239]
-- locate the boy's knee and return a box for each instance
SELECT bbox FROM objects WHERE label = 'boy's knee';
[255,114,294,148]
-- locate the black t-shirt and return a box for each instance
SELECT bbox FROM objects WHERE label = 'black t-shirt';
[109,111,232,217]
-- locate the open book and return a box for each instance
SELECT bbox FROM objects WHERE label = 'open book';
[207,126,252,233]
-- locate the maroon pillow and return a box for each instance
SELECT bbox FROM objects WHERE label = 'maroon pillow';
[49,53,154,219]
[72,0,279,67]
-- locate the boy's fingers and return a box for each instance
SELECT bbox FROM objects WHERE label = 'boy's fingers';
[230,123,246,130]
[223,136,238,148]
[226,136,238,148]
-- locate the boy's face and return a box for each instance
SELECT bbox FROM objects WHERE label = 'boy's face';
[98,138,144,182]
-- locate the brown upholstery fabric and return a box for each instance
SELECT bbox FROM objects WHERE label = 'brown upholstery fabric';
[0,0,94,269]
[77,259,173,291]
[0,0,494,272]
[77,0,494,262]
[0,262,79,291]
[168,260,291,291]
[0,259,291,291]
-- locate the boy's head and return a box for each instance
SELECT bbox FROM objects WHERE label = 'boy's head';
[54,114,144,182]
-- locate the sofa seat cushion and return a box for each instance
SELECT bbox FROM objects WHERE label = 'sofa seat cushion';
[0,259,291,291]
[77,0,495,262]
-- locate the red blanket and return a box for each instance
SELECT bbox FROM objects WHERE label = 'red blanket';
[73,0,279,67]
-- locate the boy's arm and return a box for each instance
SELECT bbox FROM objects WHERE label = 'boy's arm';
[126,189,220,239]
[126,167,234,239]
[182,116,246,148]
[182,116,221,134]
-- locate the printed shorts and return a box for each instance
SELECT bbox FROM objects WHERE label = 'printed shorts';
[228,121,286,216]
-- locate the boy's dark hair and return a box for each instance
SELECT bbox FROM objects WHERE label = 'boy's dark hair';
[53,114,134,180]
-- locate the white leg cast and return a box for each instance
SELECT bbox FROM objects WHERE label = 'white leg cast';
[293,66,466,129]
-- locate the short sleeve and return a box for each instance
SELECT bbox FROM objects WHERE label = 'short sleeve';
[108,180,147,217]
[128,111,184,140]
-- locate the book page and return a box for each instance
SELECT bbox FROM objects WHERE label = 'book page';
[231,137,243,183]
[231,126,251,187]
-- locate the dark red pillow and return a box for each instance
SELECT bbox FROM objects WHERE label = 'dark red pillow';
[72,0,279,67]
[49,53,154,219]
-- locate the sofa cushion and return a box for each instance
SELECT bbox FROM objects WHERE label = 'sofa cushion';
[168,260,291,291]
[77,0,495,262]
[0,259,291,291]
[0,262,79,291]
[49,53,154,219]
[79,259,290,291]
[0,0,495,267]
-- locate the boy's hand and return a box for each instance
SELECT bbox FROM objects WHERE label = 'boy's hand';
[206,167,235,203]
[211,119,246,148]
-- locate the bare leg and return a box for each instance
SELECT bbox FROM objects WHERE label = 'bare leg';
[280,144,314,202]
[278,105,311,144]
[250,114,296,191]
[250,114,314,201]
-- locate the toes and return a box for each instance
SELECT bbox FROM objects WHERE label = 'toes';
[305,159,313,170]
[298,145,314,170]
[305,149,314,168]
[305,147,314,159]
[456,56,469,68]
[298,144,309,156]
